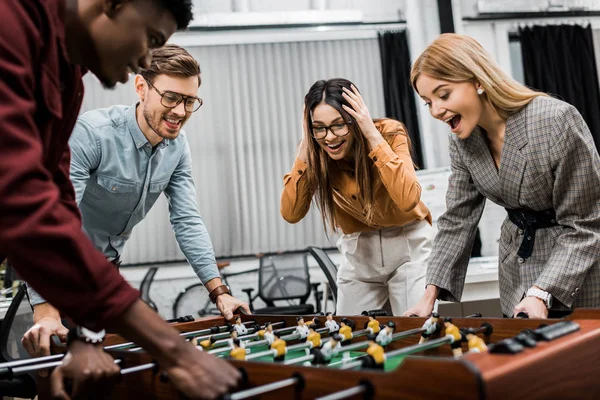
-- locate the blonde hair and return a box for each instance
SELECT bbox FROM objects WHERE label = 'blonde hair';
[411,34,547,120]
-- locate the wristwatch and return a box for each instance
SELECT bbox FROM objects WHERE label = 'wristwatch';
[67,326,106,345]
[525,287,553,308]
[209,285,231,304]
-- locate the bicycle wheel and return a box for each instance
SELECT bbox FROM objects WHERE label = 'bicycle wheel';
[172,283,218,319]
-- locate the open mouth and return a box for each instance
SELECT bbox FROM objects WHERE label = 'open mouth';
[444,115,462,132]
[163,117,182,130]
[326,140,345,152]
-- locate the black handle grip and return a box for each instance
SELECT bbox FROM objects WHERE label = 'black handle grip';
[360,309,388,317]
[516,312,530,319]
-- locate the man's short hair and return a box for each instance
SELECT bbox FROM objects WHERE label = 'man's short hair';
[154,0,194,30]
[140,44,201,86]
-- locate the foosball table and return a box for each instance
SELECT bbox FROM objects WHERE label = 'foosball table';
[15,310,600,399]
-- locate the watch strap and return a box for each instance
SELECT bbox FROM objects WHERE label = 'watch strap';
[209,285,231,304]
[526,287,551,308]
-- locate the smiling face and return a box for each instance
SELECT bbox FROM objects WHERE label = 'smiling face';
[86,1,178,88]
[415,73,485,140]
[311,103,355,161]
[136,73,199,144]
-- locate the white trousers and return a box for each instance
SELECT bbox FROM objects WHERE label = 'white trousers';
[335,220,434,316]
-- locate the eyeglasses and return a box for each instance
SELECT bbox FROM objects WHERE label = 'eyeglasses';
[311,122,351,140]
[145,79,203,113]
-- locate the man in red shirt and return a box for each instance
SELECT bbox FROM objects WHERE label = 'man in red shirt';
[0,1,240,399]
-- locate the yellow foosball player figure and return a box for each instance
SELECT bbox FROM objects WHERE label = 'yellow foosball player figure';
[419,312,441,344]
[311,334,342,365]
[198,335,219,350]
[339,318,354,345]
[444,318,463,357]
[362,334,386,370]
[306,326,322,354]
[465,329,488,353]
[271,331,287,362]
[325,312,340,333]
[376,321,396,347]
[230,338,247,361]
[367,316,381,334]
[306,325,321,354]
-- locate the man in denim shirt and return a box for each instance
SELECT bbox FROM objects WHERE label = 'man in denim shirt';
[24,45,249,358]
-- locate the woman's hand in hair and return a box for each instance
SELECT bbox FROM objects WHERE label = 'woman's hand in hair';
[341,85,384,150]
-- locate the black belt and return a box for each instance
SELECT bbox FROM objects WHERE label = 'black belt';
[505,208,558,260]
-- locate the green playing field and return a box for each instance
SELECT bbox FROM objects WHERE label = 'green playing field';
[238,344,407,372]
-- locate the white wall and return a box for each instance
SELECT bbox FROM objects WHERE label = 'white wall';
[192,0,406,23]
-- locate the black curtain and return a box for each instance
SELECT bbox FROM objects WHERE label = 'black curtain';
[378,30,423,167]
[519,24,600,151]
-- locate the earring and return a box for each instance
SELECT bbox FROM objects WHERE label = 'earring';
[477,88,484,95]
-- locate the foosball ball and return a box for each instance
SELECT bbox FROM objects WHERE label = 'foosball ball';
[8,310,600,399]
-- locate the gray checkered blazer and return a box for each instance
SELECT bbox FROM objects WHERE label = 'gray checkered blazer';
[427,96,600,316]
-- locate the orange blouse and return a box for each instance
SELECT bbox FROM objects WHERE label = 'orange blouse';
[281,119,431,234]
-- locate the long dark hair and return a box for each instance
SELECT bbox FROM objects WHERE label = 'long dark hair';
[304,78,405,231]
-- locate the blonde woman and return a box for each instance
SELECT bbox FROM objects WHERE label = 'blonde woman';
[405,34,600,319]
[281,78,434,316]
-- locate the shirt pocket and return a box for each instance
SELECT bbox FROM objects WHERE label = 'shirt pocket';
[149,179,169,193]
[145,179,170,208]
[96,174,138,193]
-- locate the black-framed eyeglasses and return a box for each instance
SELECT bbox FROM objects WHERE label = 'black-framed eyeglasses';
[311,122,351,140]
[145,79,203,113]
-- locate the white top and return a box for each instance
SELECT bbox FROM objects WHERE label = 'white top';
[325,319,340,333]
[319,340,341,360]
[263,331,275,345]
[422,317,438,335]
[376,329,393,346]
[233,323,248,336]
[296,324,310,338]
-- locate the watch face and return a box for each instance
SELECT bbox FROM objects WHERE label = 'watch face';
[81,327,106,341]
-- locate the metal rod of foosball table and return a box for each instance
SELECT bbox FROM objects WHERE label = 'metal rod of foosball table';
[0,321,262,370]
[385,336,453,359]
[106,319,264,351]
[120,362,156,375]
[245,348,275,360]
[224,375,302,400]
[128,331,264,354]
[282,354,314,365]
[280,325,330,342]
[339,336,453,371]
[315,383,373,400]
[283,327,427,367]
[0,358,122,380]
[0,354,64,370]
[337,330,448,370]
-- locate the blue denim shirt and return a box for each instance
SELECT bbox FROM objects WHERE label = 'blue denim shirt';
[29,104,218,305]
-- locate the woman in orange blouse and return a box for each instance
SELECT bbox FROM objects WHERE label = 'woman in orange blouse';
[281,78,434,316]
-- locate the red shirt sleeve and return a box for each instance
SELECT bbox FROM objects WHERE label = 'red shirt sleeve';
[0,0,139,329]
